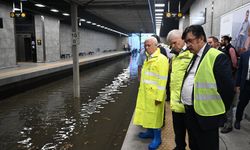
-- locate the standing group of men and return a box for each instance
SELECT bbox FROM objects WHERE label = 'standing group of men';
[133,24,250,150]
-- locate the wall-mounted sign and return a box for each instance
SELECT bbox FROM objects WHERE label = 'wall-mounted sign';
[37,39,42,45]
[72,32,80,45]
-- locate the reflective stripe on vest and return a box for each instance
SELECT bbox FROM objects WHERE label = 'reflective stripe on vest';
[142,79,166,90]
[144,71,168,80]
[194,48,225,116]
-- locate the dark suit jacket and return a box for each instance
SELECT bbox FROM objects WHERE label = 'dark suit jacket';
[236,50,250,90]
[186,44,235,130]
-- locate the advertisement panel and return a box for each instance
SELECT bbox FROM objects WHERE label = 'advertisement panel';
[220,3,250,53]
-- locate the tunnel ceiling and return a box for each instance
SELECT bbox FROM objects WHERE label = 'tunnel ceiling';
[2,0,155,34]
[69,0,155,33]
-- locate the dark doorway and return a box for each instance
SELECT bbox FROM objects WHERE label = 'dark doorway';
[16,34,36,62]
[15,13,37,62]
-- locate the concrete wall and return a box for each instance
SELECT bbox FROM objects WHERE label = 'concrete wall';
[180,0,250,38]
[34,15,44,62]
[60,24,126,56]
[0,2,127,68]
[44,17,60,62]
[35,15,60,62]
[0,3,16,69]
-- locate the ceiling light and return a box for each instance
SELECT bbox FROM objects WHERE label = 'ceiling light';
[35,4,45,7]
[97,24,101,27]
[155,13,163,16]
[86,21,92,24]
[155,9,164,12]
[50,9,59,12]
[155,4,165,7]
[80,19,86,22]
[155,16,163,19]
[92,23,96,25]
[62,13,70,16]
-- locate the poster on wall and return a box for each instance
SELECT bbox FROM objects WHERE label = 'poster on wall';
[220,3,250,54]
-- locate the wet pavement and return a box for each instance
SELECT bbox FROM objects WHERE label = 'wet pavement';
[0,56,139,150]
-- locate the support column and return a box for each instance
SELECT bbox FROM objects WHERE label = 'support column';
[139,32,141,52]
[71,2,80,98]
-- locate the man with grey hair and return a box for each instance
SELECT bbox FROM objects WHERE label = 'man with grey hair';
[133,37,169,150]
[166,29,193,150]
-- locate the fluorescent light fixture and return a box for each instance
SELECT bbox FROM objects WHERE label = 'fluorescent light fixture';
[62,13,70,16]
[80,19,86,22]
[92,23,96,25]
[155,9,164,12]
[35,4,45,7]
[50,9,59,12]
[86,21,92,24]
[155,13,163,16]
[97,24,101,27]
[155,4,165,7]
[155,16,163,19]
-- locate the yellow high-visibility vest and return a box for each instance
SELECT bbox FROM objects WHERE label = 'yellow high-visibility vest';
[133,49,169,128]
[194,48,225,116]
[170,50,193,113]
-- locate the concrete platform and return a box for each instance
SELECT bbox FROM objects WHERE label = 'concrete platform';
[122,102,250,150]
[0,51,128,86]
[0,51,129,99]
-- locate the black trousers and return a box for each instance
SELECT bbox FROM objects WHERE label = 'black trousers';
[236,83,250,121]
[172,112,190,150]
[184,106,219,150]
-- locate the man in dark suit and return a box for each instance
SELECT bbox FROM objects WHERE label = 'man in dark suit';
[180,25,234,150]
[235,50,250,129]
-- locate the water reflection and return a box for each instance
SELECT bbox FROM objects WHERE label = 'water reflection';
[0,56,139,150]
[79,68,130,128]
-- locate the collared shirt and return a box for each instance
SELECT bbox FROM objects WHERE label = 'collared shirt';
[182,44,187,51]
[181,44,206,105]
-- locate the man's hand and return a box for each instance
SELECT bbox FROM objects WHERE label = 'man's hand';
[235,86,240,93]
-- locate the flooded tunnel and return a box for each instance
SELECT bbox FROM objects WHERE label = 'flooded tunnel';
[0,56,139,150]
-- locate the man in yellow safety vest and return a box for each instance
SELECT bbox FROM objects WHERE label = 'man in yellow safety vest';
[166,29,193,150]
[180,25,234,150]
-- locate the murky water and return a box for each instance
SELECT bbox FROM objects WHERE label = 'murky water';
[0,56,139,150]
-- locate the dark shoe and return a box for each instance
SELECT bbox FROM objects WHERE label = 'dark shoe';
[220,127,233,133]
[234,121,241,130]
[138,129,154,139]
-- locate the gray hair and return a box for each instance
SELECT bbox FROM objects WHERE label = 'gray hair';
[166,29,183,44]
[145,36,158,45]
